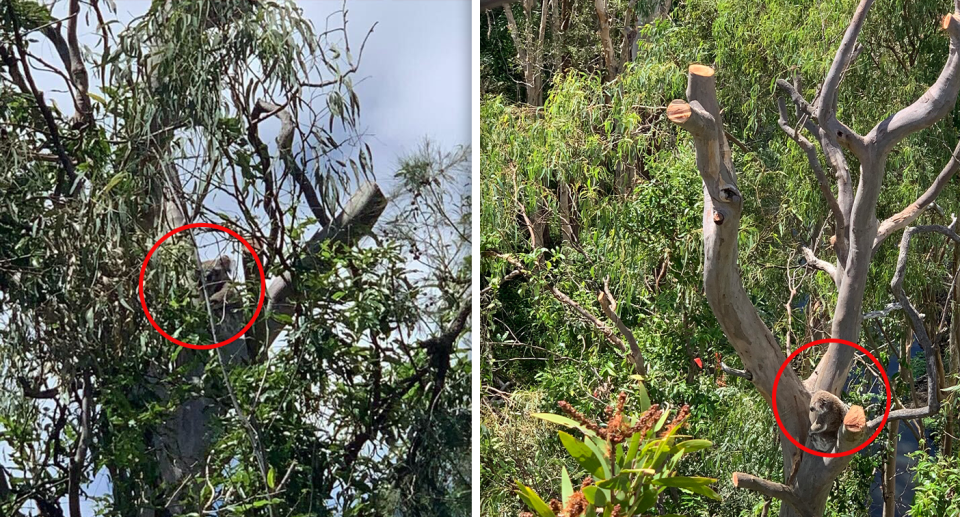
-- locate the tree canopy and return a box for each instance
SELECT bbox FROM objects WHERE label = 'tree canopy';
[0,1,471,515]
[481,0,960,515]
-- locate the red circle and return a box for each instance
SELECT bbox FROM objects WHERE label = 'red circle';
[138,223,266,350]
[772,338,891,458]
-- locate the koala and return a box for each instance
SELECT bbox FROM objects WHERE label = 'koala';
[197,255,233,300]
[808,390,849,453]
[195,255,248,363]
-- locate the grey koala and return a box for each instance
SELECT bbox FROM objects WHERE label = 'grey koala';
[808,390,849,453]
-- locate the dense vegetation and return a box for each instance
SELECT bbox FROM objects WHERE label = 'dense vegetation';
[481,0,960,515]
[0,1,470,515]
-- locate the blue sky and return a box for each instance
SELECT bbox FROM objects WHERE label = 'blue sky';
[1,1,470,514]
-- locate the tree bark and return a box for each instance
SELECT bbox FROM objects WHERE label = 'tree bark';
[668,5,960,505]
[882,419,900,517]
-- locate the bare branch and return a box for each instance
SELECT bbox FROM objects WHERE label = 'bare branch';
[800,245,838,284]
[264,183,387,349]
[777,97,844,235]
[68,373,92,517]
[871,15,960,155]
[4,0,78,195]
[732,473,808,516]
[254,101,332,227]
[867,223,954,431]
[720,362,753,381]
[874,140,960,250]
[669,64,809,443]
[816,0,873,155]
[597,281,646,375]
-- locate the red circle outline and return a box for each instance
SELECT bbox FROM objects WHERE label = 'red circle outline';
[772,338,891,458]
[138,223,266,350]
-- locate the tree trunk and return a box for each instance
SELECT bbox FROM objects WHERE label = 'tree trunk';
[667,3,960,504]
[882,419,900,517]
[148,182,386,511]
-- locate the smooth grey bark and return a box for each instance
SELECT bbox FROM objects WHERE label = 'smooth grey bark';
[667,8,960,513]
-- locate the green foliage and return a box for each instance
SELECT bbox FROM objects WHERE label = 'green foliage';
[515,389,719,517]
[908,448,960,516]
[0,1,470,515]
[482,0,960,514]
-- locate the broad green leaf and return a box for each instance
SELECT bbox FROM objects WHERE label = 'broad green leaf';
[559,431,607,479]
[651,476,718,487]
[636,381,651,411]
[623,430,642,467]
[514,481,556,517]
[581,485,607,506]
[585,435,612,479]
[675,439,712,453]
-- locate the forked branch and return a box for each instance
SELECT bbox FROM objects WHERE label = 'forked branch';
[870,223,952,430]
[874,140,960,250]
[732,473,808,517]
[668,64,809,442]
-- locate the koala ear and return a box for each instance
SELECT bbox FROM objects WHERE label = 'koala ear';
[219,255,233,273]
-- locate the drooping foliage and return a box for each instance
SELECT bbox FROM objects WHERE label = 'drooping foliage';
[481,0,960,515]
[0,1,470,515]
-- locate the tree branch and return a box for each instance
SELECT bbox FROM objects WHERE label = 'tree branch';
[732,473,809,517]
[868,223,951,431]
[68,373,92,517]
[809,10,960,395]
[668,65,809,445]
[776,96,844,238]
[597,280,646,374]
[874,139,960,250]
[263,182,388,349]
[720,362,753,380]
[254,100,332,227]
[816,0,872,157]
[871,15,960,155]
[800,245,839,285]
[5,0,78,195]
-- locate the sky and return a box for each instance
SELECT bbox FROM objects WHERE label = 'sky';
[2,0,470,514]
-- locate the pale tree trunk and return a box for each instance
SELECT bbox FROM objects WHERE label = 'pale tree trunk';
[666,5,960,514]
[502,0,549,107]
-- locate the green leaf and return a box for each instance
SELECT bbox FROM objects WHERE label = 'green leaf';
[267,466,276,489]
[623,430,642,467]
[514,481,556,517]
[675,439,712,453]
[651,476,718,487]
[101,172,127,196]
[561,466,574,503]
[652,476,722,501]
[635,380,651,411]
[581,485,607,507]
[559,431,607,480]
[533,413,599,438]
[88,92,107,105]
[629,486,659,514]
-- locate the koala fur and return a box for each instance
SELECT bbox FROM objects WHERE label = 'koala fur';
[197,255,233,299]
[808,390,849,452]
[195,255,247,362]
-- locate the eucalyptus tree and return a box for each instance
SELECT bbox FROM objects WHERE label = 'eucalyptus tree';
[0,1,470,515]
[666,2,960,515]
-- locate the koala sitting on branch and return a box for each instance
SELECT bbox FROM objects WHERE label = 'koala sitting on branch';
[808,390,849,453]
